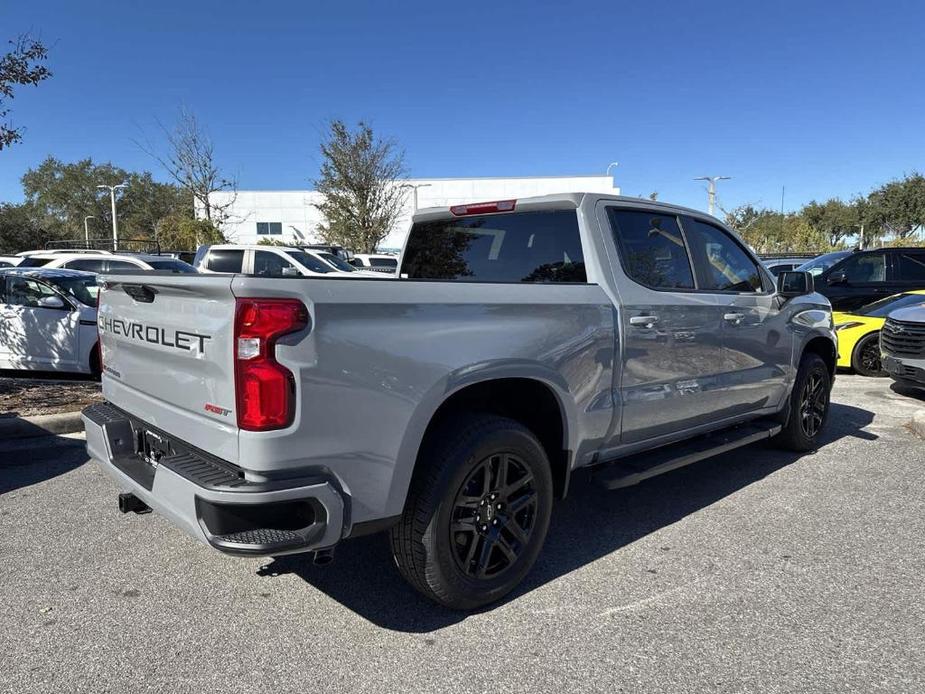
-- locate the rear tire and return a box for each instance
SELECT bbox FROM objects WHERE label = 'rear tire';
[773,352,831,451]
[390,414,553,610]
[850,332,886,377]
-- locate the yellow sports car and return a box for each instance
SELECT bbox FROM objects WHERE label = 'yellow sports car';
[834,289,925,376]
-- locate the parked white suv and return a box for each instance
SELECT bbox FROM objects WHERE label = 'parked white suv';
[18,252,196,273]
[194,245,380,277]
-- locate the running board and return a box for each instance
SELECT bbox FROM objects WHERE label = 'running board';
[594,421,782,490]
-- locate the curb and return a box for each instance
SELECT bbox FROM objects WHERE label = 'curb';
[0,411,85,440]
[912,410,925,439]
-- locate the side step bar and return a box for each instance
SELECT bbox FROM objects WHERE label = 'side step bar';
[594,421,782,490]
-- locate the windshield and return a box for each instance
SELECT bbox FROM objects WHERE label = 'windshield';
[146,259,197,273]
[317,252,355,272]
[46,275,99,307]
[796,251,851,276]
[855,293,925,318]
[284,250,333,274]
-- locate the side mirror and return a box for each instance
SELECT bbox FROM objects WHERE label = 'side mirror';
[778,271,814,299]
[826,270,847,286]
[38,295,67,309]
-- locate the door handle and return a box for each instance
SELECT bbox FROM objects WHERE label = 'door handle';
[724,312,745,325]
[629,315,659,328]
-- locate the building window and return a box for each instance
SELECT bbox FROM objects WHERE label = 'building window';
[257,222,283,235]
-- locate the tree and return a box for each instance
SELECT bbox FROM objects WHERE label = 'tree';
[154,213,224,251]
[0,202,52,253]
[801,198,861,247]
[313,120,407,253]
[21,156,191,243]
[1,34,52,151]
[137,107,236,224]
[867,173,925,240]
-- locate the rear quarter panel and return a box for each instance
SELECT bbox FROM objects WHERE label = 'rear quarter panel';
[232,276,616,525]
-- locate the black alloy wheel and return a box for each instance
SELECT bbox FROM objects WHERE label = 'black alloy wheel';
[449,452,537,579]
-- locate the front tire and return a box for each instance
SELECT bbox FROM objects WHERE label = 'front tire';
[850,332,886,377]
[390,414,553,610]
[773,352,831,451]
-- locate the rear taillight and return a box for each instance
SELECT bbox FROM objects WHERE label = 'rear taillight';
[449,199,516,216]
[234,298,309,431]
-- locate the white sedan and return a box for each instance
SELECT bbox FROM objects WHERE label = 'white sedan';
[0,268,100,376]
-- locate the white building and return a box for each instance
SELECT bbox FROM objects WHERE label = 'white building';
[204,174,619,250]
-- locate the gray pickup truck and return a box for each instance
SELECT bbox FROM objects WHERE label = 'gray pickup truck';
[83,193,836,609]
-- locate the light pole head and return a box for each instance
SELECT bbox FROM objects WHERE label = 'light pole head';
[606,162,619,176]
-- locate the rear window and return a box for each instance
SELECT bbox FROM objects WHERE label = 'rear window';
[147,259,196,273]
[401,210,587,283]
[207,250,245,273]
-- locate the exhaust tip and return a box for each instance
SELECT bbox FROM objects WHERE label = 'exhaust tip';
[313,548,335,566]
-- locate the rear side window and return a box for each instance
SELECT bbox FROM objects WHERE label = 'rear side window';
[769,264,794,276]
[17,257,53,268]
[402,210,587,283]
[897,252,925,282]
[64,258,107,273]
[683,218,763,292]
[207,250,244,273]
[607,209,694,290]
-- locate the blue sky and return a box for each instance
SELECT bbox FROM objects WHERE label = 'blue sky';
[2,0,924,214]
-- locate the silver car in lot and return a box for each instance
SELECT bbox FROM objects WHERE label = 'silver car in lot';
[0,268,100,375]
[881,304,925,390]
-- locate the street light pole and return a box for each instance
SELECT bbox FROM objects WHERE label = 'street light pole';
[83,216,95,244]
[96,183,128,250]
[606,161,619,177]
[400,183,432,213]
[693,176,731,216]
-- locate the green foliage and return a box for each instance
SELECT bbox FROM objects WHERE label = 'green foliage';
[801,198,861,247]
[867,173,925,240]
[155,214,224,251]
[1,35,52,150]
[0,202,52,254]
[20,156,191,244]
[257,238,289,246]
[313,120,407,254]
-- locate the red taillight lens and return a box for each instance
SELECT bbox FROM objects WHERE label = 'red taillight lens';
[449,199,516,216]
[234,298,309,431]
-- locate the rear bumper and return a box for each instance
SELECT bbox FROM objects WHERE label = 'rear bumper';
[82,402,346,557]
[882,354,925,387]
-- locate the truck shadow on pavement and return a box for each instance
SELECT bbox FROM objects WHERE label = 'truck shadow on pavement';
[0,438,88,494]
[260,402,875,632]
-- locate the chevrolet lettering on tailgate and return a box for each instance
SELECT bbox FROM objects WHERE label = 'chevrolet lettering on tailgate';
[99,316,212,354]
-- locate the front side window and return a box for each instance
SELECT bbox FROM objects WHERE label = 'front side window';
[897,252,925,282]
[838,253,886,283]
[47,276,99,307]
[402,210,587,283]
[256,222,283,235]
[206,250,245,273]
[607,209,693,290]
[4,277,61,308]
[254,251,299,277]
[683,218,763,292]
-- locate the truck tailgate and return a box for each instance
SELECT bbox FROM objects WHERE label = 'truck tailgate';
[98,273,240,464]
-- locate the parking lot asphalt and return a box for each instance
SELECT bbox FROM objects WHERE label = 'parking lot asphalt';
[1,376,924,693]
